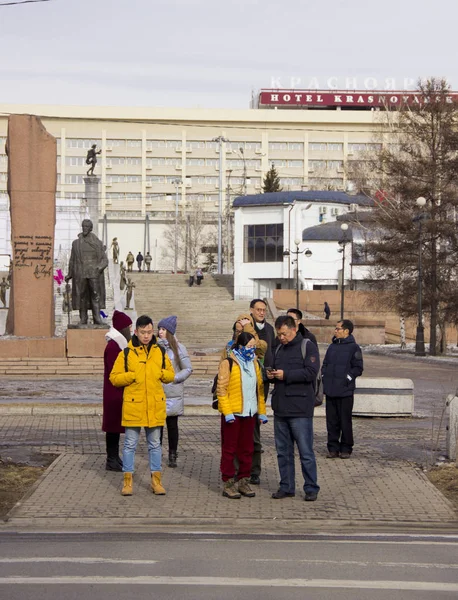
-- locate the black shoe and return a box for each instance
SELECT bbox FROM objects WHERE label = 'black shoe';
[326,452,340,459]
[304,492,318,502]
[250,474,260,485]
[340,452,351,459]
[116,456,123,468]
[106,457,122,472]
[271,489,295,499]
[168,452,177,468]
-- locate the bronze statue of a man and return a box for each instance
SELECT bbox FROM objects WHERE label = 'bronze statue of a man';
[111,237,119,264]
[0,277,9,308]
[65,219,108,325]
[86,144,101,176]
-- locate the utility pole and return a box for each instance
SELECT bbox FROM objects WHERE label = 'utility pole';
[212,136,228,274]
[226,169,232,272]
[172,178,182,274]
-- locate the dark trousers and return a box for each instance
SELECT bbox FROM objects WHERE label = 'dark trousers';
[325,395,354,454]
[160,415,179,453]
[220,415,256,481]
[105,432,121,458]
[250,380,269,476]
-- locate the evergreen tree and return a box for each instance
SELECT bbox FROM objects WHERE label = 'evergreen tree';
[262,164,282,193]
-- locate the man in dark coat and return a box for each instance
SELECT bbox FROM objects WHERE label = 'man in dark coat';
[267,315,320,501]
[249,298,276,485]
[102,310,132,471]
[136,251,144,272]
[287,308,318,348]
[322,319,364,459]
[65,219,108,325]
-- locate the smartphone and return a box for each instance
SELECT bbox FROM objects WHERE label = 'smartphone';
[265,367,274,373]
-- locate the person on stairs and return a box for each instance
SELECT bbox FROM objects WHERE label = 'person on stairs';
[110,315,175,496]
[102,310,133,471]
[157,315,193,468]
[216,332,267,499]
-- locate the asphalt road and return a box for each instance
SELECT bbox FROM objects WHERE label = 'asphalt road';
[0,533,457,599]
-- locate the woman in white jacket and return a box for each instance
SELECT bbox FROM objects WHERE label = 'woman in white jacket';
[157,315,193,468]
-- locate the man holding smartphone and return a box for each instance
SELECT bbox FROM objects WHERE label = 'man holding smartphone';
[267,315,320,501]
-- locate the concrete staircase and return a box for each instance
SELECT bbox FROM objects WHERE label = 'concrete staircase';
[129,273,248,351]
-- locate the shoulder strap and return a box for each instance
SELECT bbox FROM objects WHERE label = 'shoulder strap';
[301,337,309,360]
[123,347,130,372]
[158,344,166,369]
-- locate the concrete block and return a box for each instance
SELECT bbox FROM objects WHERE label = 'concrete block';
[0,337,65,359]
[446,394,458,460]
[352,377,414,416]
[66,328,107,358]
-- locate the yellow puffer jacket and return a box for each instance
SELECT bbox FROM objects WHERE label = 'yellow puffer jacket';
[110,338,175,427]
[216,355,266,417]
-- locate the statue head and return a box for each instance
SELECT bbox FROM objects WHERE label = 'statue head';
[81,219,93,236]
[91,144,97,149]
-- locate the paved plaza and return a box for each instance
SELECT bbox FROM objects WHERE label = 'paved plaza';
[0,413,456,532]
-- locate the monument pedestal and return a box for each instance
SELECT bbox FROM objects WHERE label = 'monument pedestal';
[66,328,107,358]
[0,337,65,359]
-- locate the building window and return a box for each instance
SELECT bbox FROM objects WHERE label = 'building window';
[66,157,85,167]
[244,224,284,263]
[127,139,142,148]
[66,139,101,149]
[268,142,288,151]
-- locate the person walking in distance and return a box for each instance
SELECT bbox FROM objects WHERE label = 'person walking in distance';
[102,310,132,471]
[126,252,134,272]
[324,302,331,320]
[144,252,152,272]
[110,315,175,496]
[157,316,193,468]
[136,251,144,272]
[248,298,275,485]
[322,319,363,459]
[267,315,320,501]
[216,332,267,499]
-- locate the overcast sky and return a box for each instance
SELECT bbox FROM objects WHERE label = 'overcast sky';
[0,0,456,109]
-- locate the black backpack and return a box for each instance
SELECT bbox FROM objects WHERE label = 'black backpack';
[274,338,323,407]
[211,357,233,410]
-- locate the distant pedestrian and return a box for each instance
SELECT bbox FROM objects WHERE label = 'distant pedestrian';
[157,316,193,469]
[102,310,132,472]
[195,268,204,285]
[136,252,144,272]
[287,308,318,348]
[188,274,195,287]
[216,332,267,499]
[324,302,331,320]
[144,252,152,272]
[126,252,134,272]
[322,319,364,459]
[110,315,175,496]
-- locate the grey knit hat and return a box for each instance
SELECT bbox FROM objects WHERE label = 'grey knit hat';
[157,315,177,335]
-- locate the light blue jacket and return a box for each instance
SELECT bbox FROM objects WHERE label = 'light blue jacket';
[158,340,192,416]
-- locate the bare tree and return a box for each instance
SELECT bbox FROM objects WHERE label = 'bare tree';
[348,78,458,355]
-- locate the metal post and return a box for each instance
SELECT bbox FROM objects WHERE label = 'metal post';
[340,243,345,320]
[213,136,228,274]
[295,251,300,310]
[415,218,426,356]
[172,178,182,274]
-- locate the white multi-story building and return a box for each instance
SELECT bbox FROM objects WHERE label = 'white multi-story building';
[0,95,392,270]
[233,190,373,299]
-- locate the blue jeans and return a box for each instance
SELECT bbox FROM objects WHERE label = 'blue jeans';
[123,426,162,473]
[274,415,319,494]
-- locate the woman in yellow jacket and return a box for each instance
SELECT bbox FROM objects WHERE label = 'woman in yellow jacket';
[217,331,267,499]
[110,315,175,496]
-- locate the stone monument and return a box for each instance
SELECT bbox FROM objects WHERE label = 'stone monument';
[5,114,56,339]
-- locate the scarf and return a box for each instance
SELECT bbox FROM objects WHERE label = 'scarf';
[232,347,257,417]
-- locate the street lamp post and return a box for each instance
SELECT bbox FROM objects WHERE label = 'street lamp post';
[212,135,229,274]
[172,178,182,274]
[414,196,427,356]
[283,238,312,310]
[338,223,349,320]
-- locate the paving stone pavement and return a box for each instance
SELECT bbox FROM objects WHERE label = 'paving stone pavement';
[1,415,456,530]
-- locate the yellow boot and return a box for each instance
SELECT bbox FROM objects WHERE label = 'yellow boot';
[121,472,133,496]
[151,471,166,495]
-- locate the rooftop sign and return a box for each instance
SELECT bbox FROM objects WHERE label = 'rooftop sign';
[258,89,458,108]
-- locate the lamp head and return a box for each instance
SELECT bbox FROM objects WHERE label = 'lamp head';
[416,196,426,208]
[294,238,301,246]
[304,249,312,258]
[341,223,349,232]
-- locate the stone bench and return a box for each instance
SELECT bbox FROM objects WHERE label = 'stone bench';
[316,377,414,417]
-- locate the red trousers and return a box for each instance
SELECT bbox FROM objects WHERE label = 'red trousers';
[220,415,256,481]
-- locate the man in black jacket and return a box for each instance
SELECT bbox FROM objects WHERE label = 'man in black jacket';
[267,315,320,501]
[249,298,275,485]
[322,319,364,459]
[287,308,318,348]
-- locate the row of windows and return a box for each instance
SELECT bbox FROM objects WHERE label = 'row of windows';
[107,175,142,183]
[56,140,380,154]
[309,160,344,170]
[271,159,304,168]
